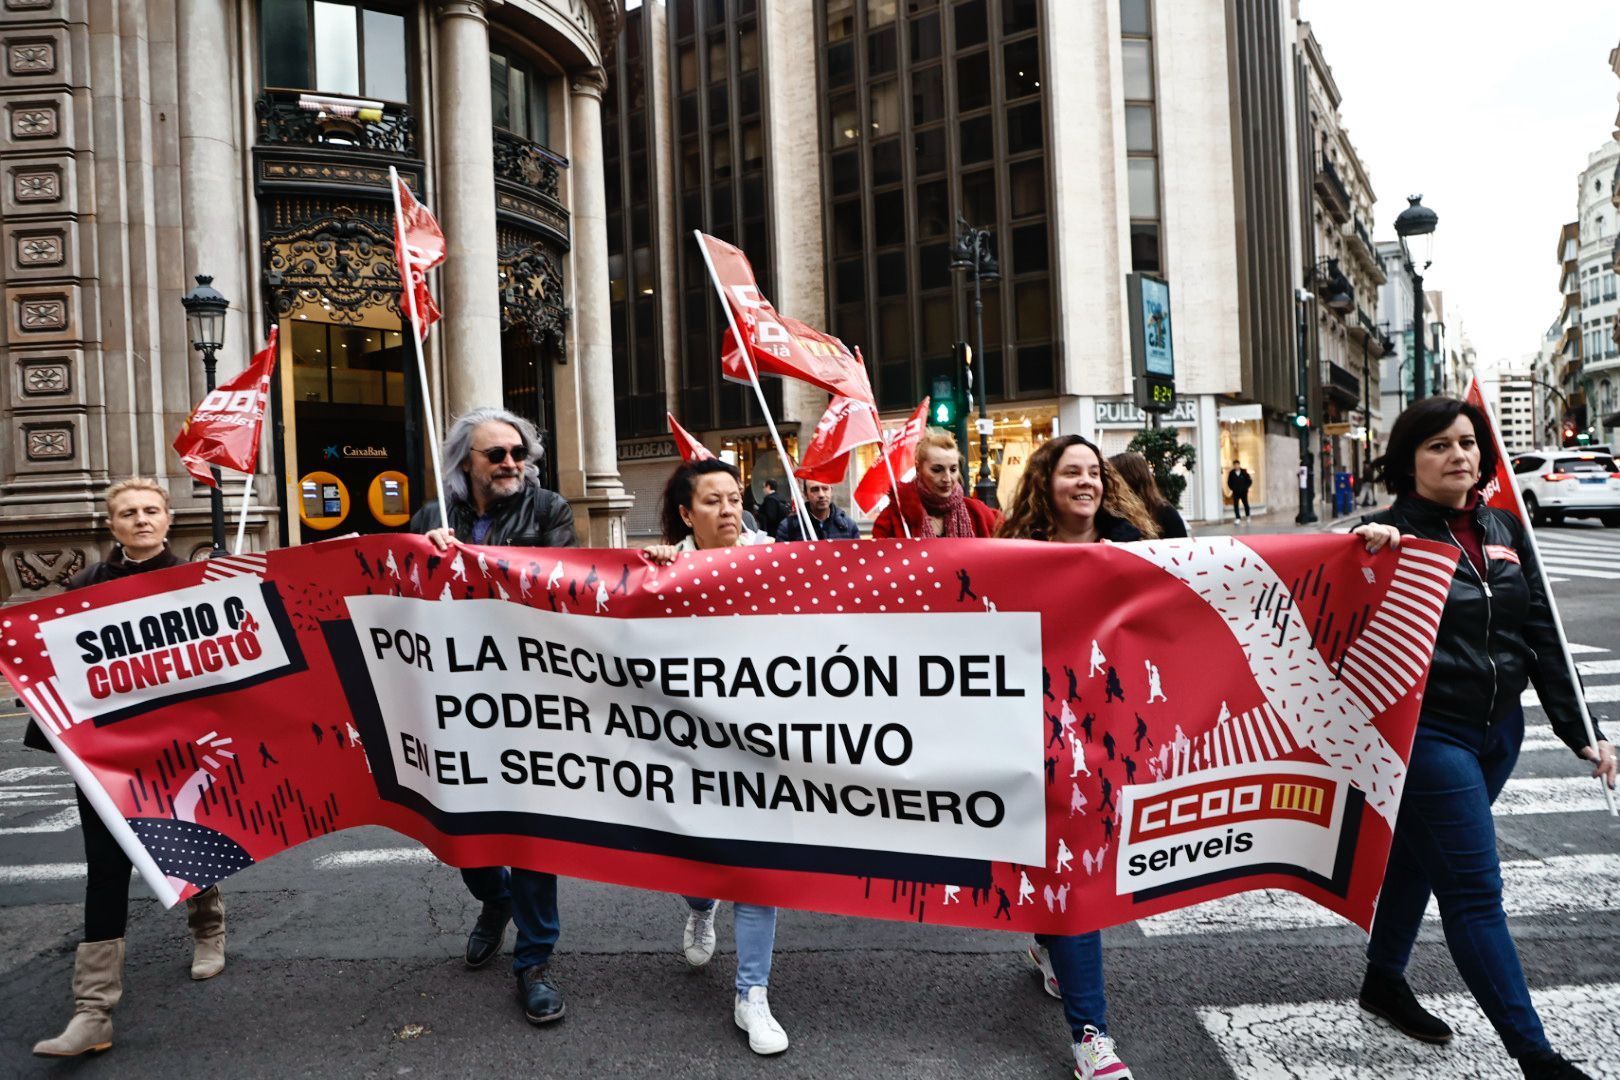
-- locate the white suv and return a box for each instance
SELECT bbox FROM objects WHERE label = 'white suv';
[1510,449,1620,527]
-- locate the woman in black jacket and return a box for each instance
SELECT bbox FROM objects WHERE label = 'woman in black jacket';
[1108,451,1188,539]
[1353,398,1615,1080]
[26,478,226,1058]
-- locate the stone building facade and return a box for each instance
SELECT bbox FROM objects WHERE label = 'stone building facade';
[0,0,626,604]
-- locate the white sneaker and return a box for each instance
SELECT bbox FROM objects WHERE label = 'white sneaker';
[683,904,717,967]
[1027,943,1062,999]
[733,986,789,1055]
[1073,1025,1132,1080]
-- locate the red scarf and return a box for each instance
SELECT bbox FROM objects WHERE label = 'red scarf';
[917,481,977,538]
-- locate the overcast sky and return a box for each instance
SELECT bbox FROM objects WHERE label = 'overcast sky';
[1299,1,1619,378]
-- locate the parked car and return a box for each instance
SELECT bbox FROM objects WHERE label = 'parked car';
[1510,449,1620,526]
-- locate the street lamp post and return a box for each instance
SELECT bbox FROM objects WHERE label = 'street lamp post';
[1294,288,1317,525]
[1393,194,1438,400]
[950,216,1000,509]
[180,274,231,555]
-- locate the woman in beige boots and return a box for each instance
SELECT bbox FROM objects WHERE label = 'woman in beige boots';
[25,478,228,1057]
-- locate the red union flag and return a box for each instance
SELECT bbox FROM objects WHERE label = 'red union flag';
[854,397,930,513]
[391,170,446,340]
[796,392,882,484]
[172,327,278,487]
[0,531,1447,933]
[1464,377,1525,520]
[697,232,874,406]
[667,412,715,462]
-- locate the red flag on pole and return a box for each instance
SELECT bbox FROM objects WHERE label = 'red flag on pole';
[1464,378,1526,521]
[173,327,278,488]
[392,172,446,341]
[697,233,875,406]
[854,398,930,513]
[796,395,883,484]
[667,412,715,462]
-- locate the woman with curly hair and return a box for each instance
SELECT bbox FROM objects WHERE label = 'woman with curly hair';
[995,435,1153,1080]
[1107,451,1187,540]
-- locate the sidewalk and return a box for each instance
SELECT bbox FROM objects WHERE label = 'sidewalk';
[1196,504,1372,537]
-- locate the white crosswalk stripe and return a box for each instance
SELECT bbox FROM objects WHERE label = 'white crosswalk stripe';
[1202,982,1620,1079]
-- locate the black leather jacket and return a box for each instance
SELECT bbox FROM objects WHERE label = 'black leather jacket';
[1364,495,1602,756]
[409,483,578,549]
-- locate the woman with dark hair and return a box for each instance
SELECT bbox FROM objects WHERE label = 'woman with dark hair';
[1107,451,1188,539]
[28,479,227,1058]
[1353,396,1615,1080]
[644,459,789,1056]
[995,434,1150,1080]
[872,428,1001,538]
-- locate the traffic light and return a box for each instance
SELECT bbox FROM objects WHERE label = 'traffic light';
[1293,412,1310,429]
[1562,421,1577,445]
[930,373,958,428]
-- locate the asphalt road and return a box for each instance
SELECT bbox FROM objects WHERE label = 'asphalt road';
[2,523,1617,1078]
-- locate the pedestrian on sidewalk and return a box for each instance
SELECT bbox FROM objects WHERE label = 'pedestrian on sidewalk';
[1353,396,1616,1080]
[1109,451,1188,539]
[1226,461,1253,521]
[643,458,790,1056]
[29,478,228,1059]
[871,429,1000,539]
[997,435,1157,1080]
[754,477,789,539]
[413,406,577,1027]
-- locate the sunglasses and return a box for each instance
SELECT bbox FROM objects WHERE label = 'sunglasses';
[475,444,530,465]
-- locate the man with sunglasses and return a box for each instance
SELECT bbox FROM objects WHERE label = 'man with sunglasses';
[409,406,576,1026]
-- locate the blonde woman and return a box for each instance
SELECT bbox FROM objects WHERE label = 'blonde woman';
[26,479,227,1058]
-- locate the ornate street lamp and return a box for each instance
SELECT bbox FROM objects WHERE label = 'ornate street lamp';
[1393,195,1438,399]
[950,216,1000,509]
[180,274,230,555]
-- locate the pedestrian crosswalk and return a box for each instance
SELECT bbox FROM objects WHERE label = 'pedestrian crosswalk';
[1527,524,1620,583]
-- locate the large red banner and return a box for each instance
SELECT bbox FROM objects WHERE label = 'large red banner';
[1,533,1452,933]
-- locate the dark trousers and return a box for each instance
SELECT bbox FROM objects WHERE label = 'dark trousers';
[1232,493,1250,519]
[1034,931,1107,1039]
[78,786,132,942]
[461,866,560,974]
[1366,707,1551,1059]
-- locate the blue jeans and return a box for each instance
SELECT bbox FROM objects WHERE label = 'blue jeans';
[462,866,560,975]
[685,897,776,994]
[1035,931,1106,1039]
[1366,707,1551,1059]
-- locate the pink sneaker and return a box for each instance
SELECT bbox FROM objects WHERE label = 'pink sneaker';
[1027,944,1061,999]
[1074,1025,1133,1080]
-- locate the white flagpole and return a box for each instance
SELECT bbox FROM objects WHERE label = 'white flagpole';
[232,469,254,555]
[1473,381,1614,814]
[693,231,815,539]
[391,166,450,532]
[871,406,912,540]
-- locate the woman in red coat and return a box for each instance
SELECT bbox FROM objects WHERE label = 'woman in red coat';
[871,429,1001,539]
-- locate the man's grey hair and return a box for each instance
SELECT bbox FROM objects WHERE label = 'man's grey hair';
[441,406,545,507]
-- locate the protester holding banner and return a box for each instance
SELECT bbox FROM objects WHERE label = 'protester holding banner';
[872,430,1001,539]
[995,435,1150,1080]
[1354,397,1616,1080]
[26,478,228,1058]
[410,406,576,1025]
[643,458,790,1055]
[1108,451,1188,540]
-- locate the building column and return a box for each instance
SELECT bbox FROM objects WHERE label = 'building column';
[433,0,502,417]
[565,68,631,546]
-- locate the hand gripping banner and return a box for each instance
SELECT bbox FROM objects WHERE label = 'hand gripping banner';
[1,533,1453,932]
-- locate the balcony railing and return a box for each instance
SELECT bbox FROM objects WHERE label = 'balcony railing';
[254,89,417,156]
[1314,156,1351,222]
[493,130,568,202]
[1323,359,1361,404]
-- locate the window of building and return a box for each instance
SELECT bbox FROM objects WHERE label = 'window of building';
[490,47,550,144]
[261,0,410,102]
[1120,2,1161,274]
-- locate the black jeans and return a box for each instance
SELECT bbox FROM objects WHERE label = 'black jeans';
[1232,493,1250,519]
[78,786,132,942]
